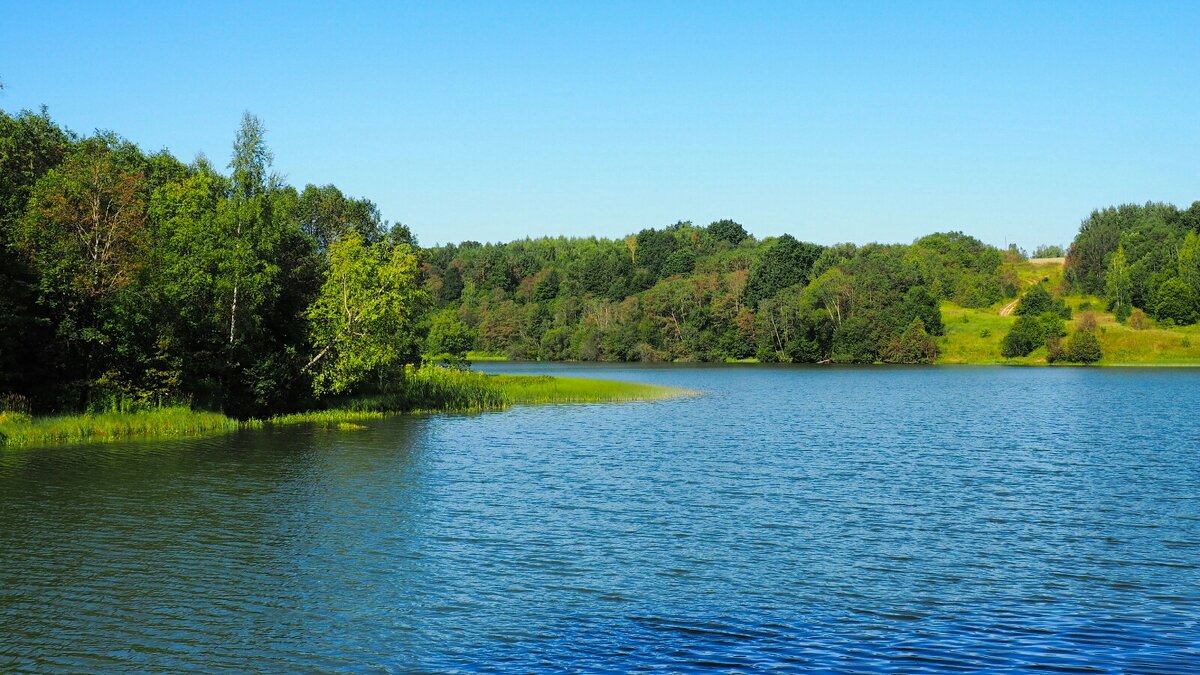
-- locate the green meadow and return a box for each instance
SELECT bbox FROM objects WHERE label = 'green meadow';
[938,259,1200,365]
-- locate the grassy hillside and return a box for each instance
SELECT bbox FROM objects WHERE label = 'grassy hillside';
[938,259,1200,365]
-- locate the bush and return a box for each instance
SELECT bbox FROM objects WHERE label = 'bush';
[882,318,939,364]
[1076,311,1098,333]
[1001,316,1044,357]
[1129,308,1149,330]
[1045,334,1066,363]
[1015,284,1071,319]
[1001,312,1065,358]
[1065,329,1103,364]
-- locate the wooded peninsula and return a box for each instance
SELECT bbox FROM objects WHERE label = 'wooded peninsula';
[2,108,1199,445]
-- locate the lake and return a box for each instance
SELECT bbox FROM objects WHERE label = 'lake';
[2,365,1198,671]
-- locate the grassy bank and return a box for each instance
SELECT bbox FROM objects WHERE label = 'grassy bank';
[1,368,690,449]
[0,407,241,449]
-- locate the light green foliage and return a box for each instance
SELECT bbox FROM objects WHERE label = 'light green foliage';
[425,309,475,363]
[1105,246,1133,322]
[1178,231,1200,299]
[305,232,423,394]
[0,407,238,448]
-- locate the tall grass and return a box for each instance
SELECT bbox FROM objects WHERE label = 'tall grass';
[491,374,685,404]
[0,406,240,448]
[344,365,509,413]
[1,366,691,449]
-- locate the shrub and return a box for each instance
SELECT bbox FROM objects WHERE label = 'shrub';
[1065,329,1103,364]
[1001,316,1044,357]
[1129,309,1149,330]
[1076,311,1098,333]
[1015,284,1071,319]
[1045,334,1066,363]
[979,328,991,338]
[1001,312,1065,358]
[882,318,939,364]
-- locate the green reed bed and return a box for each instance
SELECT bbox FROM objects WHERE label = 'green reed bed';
[265,409,386,428]
[0,407,240,448]
[491,374,687,404]
[1,367,689,448]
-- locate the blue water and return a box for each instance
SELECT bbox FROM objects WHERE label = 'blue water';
[1,365,1198,672]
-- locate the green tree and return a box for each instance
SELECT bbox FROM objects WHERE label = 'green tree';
[1014,284,1054,316]
[1105,246,1133,322]
[15,140,147,404]
[224,112,280,348]
[744,235,823,306]
[707,219,748,245]
[425,309,474,364]
[304,233,423,394]
[882,318,938,364]
[1153,277,1198,325]
[532,268,560,302]
[1178,231,1200,300]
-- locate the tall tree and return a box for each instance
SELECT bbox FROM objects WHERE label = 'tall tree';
[305,233,423,394]
[1105,246,1132,322]
[225,112,278,347]
[15,139,147,403]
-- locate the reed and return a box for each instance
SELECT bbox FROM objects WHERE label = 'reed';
[1,367,689,449]
[0,406,239,448]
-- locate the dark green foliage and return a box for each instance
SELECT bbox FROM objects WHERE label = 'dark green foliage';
[439,265,464,303]
[707,219,748,245]
[1001,312,1065,358]
[1066,202,1196,314]
[882,318,938,364]
[744,235,824,307]
[1153,277,1198,325]
[532,269,560,302]
[661,248,696,277]
[1065,329,1103,364]
[1014,284,1050,316]
[1014,284,1071,319]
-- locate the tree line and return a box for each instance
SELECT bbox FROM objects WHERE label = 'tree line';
[1,108,420,415]
[5,106,1189,416]
[423,225,1016,365]
[1065,202,1200,325]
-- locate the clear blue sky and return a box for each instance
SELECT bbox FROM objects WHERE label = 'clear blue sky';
[2,1,1198,248]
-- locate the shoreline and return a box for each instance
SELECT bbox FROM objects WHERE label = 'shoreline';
[0,374,691,450]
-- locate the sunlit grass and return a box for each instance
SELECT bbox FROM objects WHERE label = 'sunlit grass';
[466,351,509,361]
[265,409,386,428]
[938,297,1200,366]
[0,407,240,448]
[491,374,689,404]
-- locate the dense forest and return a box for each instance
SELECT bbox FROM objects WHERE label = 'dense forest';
[422,226,1012,365]
[2,107,1199,416]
